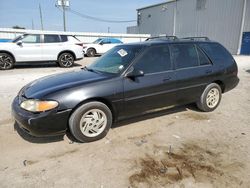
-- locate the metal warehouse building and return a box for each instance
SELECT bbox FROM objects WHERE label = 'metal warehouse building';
[127,0,250,55]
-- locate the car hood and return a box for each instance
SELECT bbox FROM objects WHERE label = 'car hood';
[22,69,112,99]
[0,42,16,48]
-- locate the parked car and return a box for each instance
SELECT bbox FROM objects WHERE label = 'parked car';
[12,37,239,142]
[83,37,123,57]
[0,33,84,70]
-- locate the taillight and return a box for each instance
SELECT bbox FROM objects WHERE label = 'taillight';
[75,43,83,47]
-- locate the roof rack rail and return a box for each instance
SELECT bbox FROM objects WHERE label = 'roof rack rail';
[182,37,210,41]
[146,35,178,41]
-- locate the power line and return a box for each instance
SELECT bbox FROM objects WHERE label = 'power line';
[68,8,136,23]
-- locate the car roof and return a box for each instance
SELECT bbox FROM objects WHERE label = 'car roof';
[22,32,73,36]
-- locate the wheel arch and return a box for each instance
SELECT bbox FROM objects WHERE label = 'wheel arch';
[69,97,117,124]
[57,50,76,61]
[213,80,225,93]
[0,50,16,63]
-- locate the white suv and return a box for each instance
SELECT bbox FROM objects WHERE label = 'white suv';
[83,38,123,57]
[0,33,84,70]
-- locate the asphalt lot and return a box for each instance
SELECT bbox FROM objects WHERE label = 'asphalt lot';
[0,56,250,187]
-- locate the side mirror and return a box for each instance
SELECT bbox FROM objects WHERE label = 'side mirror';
[16,40,23,46]
[125,67,144,78]
[99,42,104,45]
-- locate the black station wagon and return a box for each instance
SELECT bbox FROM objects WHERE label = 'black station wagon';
[12,37,239,142]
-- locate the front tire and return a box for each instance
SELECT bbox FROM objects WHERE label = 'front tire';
[86,48,96,57]
[0,53,14,70]
[58,52,74,68]
[196,83,222,112]
[69,102,112,142]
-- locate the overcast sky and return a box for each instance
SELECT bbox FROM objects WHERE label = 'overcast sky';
[0,0,164,33]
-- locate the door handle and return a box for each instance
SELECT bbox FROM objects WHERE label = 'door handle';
[163,76,172,82]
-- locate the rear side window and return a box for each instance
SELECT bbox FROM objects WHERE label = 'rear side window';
[198,43,233,62]
[44,35,60,43]
[134,45,171,74]
[171,44,199,69]
[60,35,68,42]
[197,47,211,65]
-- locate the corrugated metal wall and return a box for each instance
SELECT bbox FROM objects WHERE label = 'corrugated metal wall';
[137,2,175,36]
[243,0,250,31]
[175,0,244,54]
[134,0,248,54]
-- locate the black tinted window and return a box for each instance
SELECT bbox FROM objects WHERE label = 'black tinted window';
[44,35,60,43]
[134,45,171,74]
[60,35,68,42]
[171,44,199,69]
[198,43,233,62]
[197,47,211,65]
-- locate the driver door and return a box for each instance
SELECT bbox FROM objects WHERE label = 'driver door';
[97,38,114,54]
[14,34,42,62]
[122,45,177,117]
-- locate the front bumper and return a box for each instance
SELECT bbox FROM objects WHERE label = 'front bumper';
[12,96,72,137]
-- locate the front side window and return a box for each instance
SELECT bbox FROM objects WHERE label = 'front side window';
[44,35,60,43]
[101,38,111,44]
[171,44,199,69]
[22,34,40,43]
[134,45,171,74]
[93,38,103,44]
[88,45,144,74]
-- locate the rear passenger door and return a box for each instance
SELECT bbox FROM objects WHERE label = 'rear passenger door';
[41,34,62,61]
[170,43,213,105]
[123,45,176,117]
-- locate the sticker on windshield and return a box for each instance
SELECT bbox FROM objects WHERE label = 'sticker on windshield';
[117,49,128,57]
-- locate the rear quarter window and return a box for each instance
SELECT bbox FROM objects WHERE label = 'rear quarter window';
[198,43,233,63]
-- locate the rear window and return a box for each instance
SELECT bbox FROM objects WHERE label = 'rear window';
[44,35,60,43]
[171,44,199,69]
[198,43,233,62]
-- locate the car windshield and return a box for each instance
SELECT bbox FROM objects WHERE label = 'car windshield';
[88,45,144,74]
[93,38,103,44]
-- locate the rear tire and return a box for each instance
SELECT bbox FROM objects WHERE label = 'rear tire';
[86,48,96,57]
[69,102,112,143]
[0,53,14,70]
[196,83,222,112]
[58,52,74,68]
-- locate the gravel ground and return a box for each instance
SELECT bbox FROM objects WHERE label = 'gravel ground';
[0,56,250,188]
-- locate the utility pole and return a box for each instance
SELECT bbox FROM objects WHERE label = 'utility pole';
[108,27,110,33]
[56,0,70,31]
[62,0,66,31]
[39,4,44,30]
[32,19,34,29]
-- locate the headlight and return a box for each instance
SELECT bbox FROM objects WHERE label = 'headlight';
[20,100,58,112]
